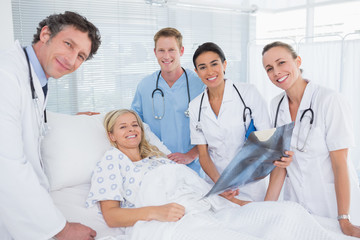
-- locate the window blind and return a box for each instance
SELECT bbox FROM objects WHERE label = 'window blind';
[12,0,251,114]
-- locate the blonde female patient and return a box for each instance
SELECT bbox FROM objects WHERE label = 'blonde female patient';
[85,109,356,240]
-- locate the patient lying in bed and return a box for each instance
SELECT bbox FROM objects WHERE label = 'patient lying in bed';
[86,109,355,240]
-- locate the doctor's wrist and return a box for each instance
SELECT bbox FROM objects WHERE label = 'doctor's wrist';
[338,214,350,221]
[54,221,70,239]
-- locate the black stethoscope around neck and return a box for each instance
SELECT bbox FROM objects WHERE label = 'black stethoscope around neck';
[152,67,190,120]
[196,83,254,133]
[23,47,47,123]
[23,48,37,100]
[274,94,314,152]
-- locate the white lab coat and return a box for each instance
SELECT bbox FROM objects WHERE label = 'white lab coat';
[189,79,271,201]
[0,41,66,239]
[270,81,360,224]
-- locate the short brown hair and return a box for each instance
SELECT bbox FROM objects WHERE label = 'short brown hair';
[32,11,101,60]
[153,27,183,49]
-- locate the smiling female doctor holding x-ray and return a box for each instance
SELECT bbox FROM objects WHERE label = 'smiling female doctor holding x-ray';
[262,41,360,238]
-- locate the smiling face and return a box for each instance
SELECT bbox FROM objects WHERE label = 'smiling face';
[154,36,184,74]
[262,46,302,91]
[35,25,91,79]
[194,51,227,90]
[109,112,142,151]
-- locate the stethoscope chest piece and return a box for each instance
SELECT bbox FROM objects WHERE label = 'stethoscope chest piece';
[196,122,202,132]
[184,109,190,118]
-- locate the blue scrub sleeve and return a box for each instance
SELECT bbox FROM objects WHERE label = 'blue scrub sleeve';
[131,85,144,121]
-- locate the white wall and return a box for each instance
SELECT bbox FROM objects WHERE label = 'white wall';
[0,0,14,50]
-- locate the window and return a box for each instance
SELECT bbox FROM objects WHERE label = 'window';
[12,0,250,114]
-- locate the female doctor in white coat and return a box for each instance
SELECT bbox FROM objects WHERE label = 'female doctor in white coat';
[189,42,293,203]
[262,41,360,237]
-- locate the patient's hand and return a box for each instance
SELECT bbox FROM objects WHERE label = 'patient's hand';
[167,152,194,165]
[54,222,97,240]
[273,151,293,168]
[220,189,239,200]
[151,203,185,222]
[339,219,360,237]
[220,189,250,206]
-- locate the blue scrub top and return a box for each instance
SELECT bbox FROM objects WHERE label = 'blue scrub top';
[131,69,204,173]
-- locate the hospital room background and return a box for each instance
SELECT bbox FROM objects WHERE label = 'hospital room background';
[1,0,360,180]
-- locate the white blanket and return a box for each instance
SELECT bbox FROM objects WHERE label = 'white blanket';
[119,164,355,240]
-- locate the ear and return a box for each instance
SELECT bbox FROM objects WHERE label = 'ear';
[179,46,184,57]
[296,56,302,68]
[223,60,228,71]
[108,132,116,142]
[194,67,198,74]
[154,48,156,55]
[39,26,51,43]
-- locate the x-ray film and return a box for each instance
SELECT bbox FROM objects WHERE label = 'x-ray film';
[205,122,294,197]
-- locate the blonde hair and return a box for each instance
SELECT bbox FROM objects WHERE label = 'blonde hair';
[154,27,183,50]
[103,109,166,159]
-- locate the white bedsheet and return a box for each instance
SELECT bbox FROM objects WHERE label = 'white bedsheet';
[127,164,355,240]
[51,165,356,240]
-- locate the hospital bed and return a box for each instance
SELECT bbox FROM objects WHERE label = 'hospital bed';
[43,111,170,239]
[43,112,355,240]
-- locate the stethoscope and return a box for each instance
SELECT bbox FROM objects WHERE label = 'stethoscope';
[274,94,314,152]
[196,84,253,133]
[152,67,190,119]
[23,48,48,134]
[23,47,49,167]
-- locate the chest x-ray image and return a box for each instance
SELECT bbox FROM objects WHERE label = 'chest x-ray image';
[206,122,294,197]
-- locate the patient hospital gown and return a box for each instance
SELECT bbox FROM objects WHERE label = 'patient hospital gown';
[86,147,175,208]
[87,148,354,240]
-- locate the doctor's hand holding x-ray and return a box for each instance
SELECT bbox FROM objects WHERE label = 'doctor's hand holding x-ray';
[0,12,101,240]
[262,41,360,238]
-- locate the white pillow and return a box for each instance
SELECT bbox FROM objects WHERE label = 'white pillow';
[42,111,171,191]
[42,112,110,191]
[50,184,126,238]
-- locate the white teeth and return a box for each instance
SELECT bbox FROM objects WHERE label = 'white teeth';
[126,135,136,139]
[278,75,288,83]
[208,76,216,81]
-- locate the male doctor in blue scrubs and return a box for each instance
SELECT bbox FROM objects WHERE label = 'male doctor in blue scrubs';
[131,28,204,175]
[0,12,101,240]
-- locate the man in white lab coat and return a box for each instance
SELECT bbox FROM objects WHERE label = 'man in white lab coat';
[0,11,101,240]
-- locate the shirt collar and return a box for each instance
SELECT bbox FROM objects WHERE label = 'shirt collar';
[297,80,317,111]
[222,79,234,102]
[202,79,233,107]
[25,45,48,87]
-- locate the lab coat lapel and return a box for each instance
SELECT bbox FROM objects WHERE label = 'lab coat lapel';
[278,93,292,125]
[17,42,46,111]
[296,81,316,122]
[298,82,315,115]
[218,79,233,118]
[201,89,219,125]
